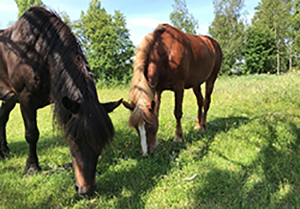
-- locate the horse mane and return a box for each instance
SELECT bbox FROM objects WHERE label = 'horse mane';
[17,6,114,151]
[128,24,167,127]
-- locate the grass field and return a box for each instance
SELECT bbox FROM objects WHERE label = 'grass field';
[1,73,300,208]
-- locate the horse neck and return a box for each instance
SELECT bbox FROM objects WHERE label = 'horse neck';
[0,28,11,61]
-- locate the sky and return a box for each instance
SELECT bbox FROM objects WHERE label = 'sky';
[0,0,260,46]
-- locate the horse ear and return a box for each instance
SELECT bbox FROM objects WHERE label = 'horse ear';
[122,101,135,111]
[62,97,80,114]
[102,98,123,113]
[147,100,155,112]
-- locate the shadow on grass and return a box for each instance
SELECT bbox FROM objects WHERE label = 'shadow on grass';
[6,134,66,158]
[192,115,300,208]
[186,116,250,162]
[94,126,175,208]
[91,116,250,208]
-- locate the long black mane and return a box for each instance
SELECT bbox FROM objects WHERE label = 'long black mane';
[15,6,114,151]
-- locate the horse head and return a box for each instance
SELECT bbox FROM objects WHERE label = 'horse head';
[62,97,122,196]
[123,100,158,156]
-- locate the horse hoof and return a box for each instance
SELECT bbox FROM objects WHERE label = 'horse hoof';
[25,165,42,175]
[194,123,201,130]
[173,136,183,143]
[199,126,207,132]
[0,145,10,155]
[0,151,4,159]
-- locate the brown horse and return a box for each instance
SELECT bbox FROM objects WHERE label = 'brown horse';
[0,6,122,196]
[123,24,222,156]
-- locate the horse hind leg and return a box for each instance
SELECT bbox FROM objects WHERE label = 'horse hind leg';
[193,85,204,131]
[201,75,218,131]
[0,90,18,158]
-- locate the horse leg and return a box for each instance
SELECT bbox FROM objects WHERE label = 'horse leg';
[155,91,162,117]
[20,103,41,174]
[0,91,18,158]
[154,91,162,146]
[173,89,184,143]
[192,85,204,130]
[201,75,218,131]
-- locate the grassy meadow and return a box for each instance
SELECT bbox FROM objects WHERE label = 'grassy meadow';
[1,73,300,208]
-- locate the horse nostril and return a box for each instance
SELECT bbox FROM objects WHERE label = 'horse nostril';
[75,183,96,196]
[75,184,79,193]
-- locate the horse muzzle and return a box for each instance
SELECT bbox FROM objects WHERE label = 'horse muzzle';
[75,183,97,196]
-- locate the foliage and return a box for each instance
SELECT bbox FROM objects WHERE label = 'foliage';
[290,0,300,68]
[209,0,246,75]
[1,73,300,208]
[169,0,199,34]
[291,0,300,50]
[57,10,72,29]
[243,26,277,74]
[14,0,45,17]
[252,0,293,74]
[73,0,134,84]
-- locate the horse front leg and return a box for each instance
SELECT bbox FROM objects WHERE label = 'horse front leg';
[20,103,41,174]
[173,89,184,143]
[0,91,18,157]
[154,91,162,147]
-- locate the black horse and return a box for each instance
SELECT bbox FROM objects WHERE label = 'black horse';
[0,6,121,196]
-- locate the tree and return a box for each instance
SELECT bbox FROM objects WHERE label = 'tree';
[253,0,293,74]
[169,0,199,34]
[243,26,277,74]
[15,0,45,17]
[58,10,72,29]
[73,0,134,84]
[209,0,246,75]
[290,0,300,69]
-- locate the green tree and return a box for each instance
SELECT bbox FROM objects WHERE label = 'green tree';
[15,0,45,17]
[243,26,277,74]
[209,0,246,75]
[253,0,293,74]
[73,0,134,84]
[58,10,72,28]
[290,0,300,69]
[169,0,199,34]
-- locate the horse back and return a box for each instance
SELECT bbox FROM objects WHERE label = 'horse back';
[147,24,221,90]
[147,25,193,89]
[0,22,50,108]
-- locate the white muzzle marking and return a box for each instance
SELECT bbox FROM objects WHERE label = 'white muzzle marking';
[138,122,148,156]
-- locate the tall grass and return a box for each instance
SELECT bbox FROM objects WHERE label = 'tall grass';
[1,73,300,208]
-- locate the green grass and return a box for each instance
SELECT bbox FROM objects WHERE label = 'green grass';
[1,73,300,208]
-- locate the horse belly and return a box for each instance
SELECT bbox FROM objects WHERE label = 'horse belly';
[8,63,51,107]
[184,70,211,89]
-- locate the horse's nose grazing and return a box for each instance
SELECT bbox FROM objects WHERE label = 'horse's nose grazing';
[75,183,96,196]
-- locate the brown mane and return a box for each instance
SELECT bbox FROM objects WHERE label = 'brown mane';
[128,24,167,127]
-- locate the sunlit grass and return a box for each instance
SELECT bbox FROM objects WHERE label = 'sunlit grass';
[1,73,300,208]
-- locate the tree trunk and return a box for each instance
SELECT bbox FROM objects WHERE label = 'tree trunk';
[289,55,293,71]
[277,52,280,75]
[275,27,280,75]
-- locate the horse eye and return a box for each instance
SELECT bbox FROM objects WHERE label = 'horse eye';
[146,123,154,131]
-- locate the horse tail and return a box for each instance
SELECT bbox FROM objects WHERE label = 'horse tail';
[212,38,223,75]
[129,24,167,104]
